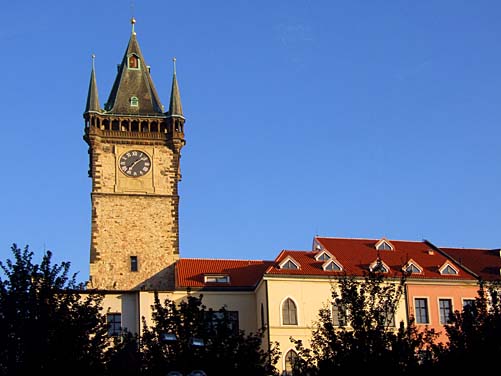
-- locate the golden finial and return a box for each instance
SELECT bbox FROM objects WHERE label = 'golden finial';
[131,17,136,35]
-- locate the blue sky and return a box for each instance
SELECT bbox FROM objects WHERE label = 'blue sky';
[1,1,500,283]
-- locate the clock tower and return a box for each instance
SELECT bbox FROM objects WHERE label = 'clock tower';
[83,19,185,290]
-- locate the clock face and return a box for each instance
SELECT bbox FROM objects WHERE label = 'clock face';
[119,150,151,177]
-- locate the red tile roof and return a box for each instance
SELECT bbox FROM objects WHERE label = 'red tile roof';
[175,258,274,289]
[265,237,477,281]
[439,247,501,281]
[174,238,484,291]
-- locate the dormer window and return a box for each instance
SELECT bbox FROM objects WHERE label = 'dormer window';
[369,259,389,273]
[439,263,459,275]
[204,275,230,283]
[130,96,139,107]
[323,259,342,272]
[375,239,394,251]
[279,256,300,270]
[128,54,140,69]
[402,260,423,274]
[315,250,333,262]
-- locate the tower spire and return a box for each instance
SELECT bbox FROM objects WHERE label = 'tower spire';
[84,54,100,113]
[168,57,184,118]
[104,17,164,115]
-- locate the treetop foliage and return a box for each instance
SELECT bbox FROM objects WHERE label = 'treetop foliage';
[0,244,109,375]
[139,290,280,376]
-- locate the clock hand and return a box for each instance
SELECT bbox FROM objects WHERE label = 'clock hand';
[128,157,147,171]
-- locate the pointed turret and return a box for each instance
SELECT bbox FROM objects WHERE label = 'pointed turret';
[105,18,164,115]
[168,57,184,118]
[85,54,100,113]
[166,57,186,182]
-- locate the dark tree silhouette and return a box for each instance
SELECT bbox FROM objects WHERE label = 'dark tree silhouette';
[140,290,280,376]
[0,244,110,375]
[291,268,439,375]
[439,280,501,373]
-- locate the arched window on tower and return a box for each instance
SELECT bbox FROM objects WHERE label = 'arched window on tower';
[128,54,140,69]
[282,298,298,325]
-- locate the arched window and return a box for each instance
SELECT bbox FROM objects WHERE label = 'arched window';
[128,54,140,69]
[282,298,297,325]
[130,96,139,107]
[284,350,298,375]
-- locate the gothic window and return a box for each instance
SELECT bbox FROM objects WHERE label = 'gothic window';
[282,298,298,325]
[130,96,139,107]
[284,350,298,375]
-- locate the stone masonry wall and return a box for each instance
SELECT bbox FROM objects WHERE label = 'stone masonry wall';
[88,137,180,290]
[89,193,179,290]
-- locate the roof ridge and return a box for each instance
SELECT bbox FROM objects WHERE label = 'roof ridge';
[179,257,272,262]
[440,246,498,251]
[315,236,427,244]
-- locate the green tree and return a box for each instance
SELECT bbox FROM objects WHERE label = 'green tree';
[291,267,439,375]
[0,244,111,375]
[140,290,280,376]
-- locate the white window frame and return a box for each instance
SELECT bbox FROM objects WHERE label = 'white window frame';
[438,297,454,325]
[323,259,343,272]
[279,256,300,270]
[369,259,390,273]
[375,238,394,251]
[439,263,459,275]
[314,250,333,261]
[414,297,431,325]
[204,275,230,283]
[402,259,423,274]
